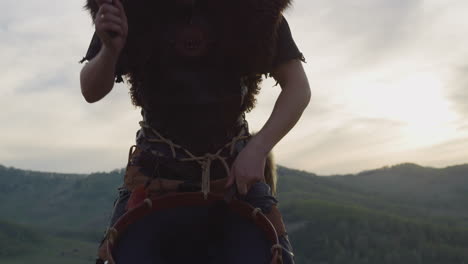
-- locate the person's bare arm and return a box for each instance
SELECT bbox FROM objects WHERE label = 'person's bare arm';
[226,59,311,194]
[80,0,128,103]
[80,47,120,103]
[250,59,311,154]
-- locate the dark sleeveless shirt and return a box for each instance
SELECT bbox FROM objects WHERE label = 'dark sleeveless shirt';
[81,5,305,154]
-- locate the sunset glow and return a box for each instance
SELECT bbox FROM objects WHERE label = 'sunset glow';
[1,0,467,175]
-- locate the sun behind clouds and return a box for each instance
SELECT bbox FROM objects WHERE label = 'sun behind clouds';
[346,70,460,148]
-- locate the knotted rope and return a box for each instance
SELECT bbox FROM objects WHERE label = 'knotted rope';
[139,121,250,199]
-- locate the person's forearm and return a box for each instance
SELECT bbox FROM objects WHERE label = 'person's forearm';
[250,84,311,155]
[80,46,119,103]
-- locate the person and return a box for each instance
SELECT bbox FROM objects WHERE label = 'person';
[79,0,310,263]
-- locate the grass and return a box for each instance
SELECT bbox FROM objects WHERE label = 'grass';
[1,234,97,264]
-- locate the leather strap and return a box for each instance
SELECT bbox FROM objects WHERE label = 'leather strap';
[265,205,287,237]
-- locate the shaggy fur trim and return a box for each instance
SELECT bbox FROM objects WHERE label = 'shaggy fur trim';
[83,0,292,111]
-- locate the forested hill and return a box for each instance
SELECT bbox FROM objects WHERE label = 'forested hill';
[329,163,468,201]
[1,163,468,264]
[327,163,468,225]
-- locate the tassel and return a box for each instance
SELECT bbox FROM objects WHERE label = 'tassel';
[201,160,212,199]
[270,244,283,264]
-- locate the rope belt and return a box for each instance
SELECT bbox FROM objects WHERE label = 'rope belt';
[139,121,250,199]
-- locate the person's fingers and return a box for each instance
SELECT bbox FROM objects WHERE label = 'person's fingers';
[114,0,125,16]
[98,23,124,36]
[99,13,122,26]
[225,167,236,188]
[233,170,247,195]
[237,181,248,196]
[113,0,128,34]
[95,0,112,7]
[99,3,121,17]
[95,3,123,37]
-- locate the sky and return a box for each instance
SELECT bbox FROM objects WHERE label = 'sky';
[0,0,467,175]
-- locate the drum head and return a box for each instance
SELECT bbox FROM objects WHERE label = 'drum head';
[112,204,273,264]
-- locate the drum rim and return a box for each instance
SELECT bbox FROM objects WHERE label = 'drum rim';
[105,192,280,264]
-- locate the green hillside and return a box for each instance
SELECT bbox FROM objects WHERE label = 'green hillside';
[327,163,468,226]
[276,165,468,263]
[286,199,468,264]
[0,165,123,229]
[1,163,468,264]
[0,220,96,264]
[0,220,40,257]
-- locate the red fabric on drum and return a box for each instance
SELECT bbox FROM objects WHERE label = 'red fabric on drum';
[125,185,147,210]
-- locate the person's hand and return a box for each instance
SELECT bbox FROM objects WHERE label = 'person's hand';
[225,140,267,195]
[94,0,128,57]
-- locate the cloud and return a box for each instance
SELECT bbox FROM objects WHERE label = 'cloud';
[0,0,467,175]
[1,143,130,174]
[273,117,408,174]
[448,65,468,125]
[286,0,425,78]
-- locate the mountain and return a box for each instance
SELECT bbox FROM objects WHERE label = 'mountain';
[0,165,123,230]
[327,163,468,225]
[1,163,468,264]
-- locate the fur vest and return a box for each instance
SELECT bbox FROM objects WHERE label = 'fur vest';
[84,0,292,112]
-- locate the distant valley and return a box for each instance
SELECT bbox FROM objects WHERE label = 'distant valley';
[1,163,467,264]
